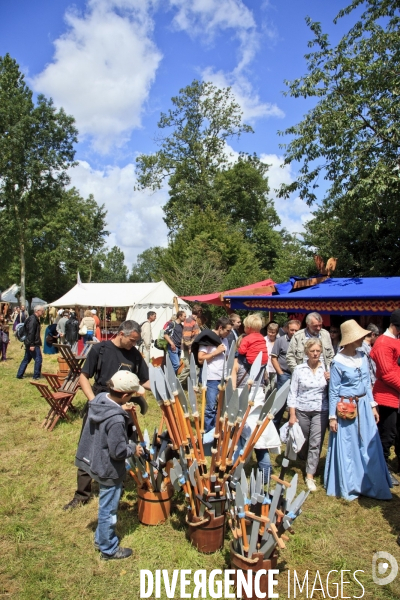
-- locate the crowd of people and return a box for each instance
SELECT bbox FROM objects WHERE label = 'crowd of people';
[5,297,400,559]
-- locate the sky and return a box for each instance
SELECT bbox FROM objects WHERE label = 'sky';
[0,0,361,269]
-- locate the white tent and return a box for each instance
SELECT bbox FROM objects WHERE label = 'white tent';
[49,281,190,358]
[31,297,47,309]
[1,284,20,304]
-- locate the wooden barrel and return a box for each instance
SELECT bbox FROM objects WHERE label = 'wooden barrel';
[137,486,173,525]
[56,357,69,381]
[186,511,225,554]
[229,541,278,600]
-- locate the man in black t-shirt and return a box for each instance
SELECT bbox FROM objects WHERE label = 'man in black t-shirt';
[164,310,186,374]
[63,320,150,511]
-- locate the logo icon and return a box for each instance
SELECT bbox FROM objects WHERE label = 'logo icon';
[372,551,398,585]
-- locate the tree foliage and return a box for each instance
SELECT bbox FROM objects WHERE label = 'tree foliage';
[134,79,311,294]
[0,188,109,302]
[94,246,129,283]
[0,54,78,302]
[278,0,400,275]
[136,80,253,234]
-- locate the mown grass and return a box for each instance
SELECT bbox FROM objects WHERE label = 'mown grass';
[1,340,400,599]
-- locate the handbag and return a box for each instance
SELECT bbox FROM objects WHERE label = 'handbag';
[336,397,358,420]
[79,324,88,336]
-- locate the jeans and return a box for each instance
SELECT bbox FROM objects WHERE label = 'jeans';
[205,380,220,433]
[233,437,273,482]
[254,448,272,482]
[167,345,181,373]
[83,332,93,344]
[1,342,8,360]
[95,482,123,556]
[273,372,291,429]
[17,346,42,379]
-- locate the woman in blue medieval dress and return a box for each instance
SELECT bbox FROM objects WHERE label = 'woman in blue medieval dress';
[324,320,392,501]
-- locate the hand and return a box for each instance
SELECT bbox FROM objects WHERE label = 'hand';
[170,343,176,352]
[324,371,330,381]
[288,414,297,427]
[135,445,144,457]
[372,407,379,424]
[216,344,226,355]
[329,418,338,432]
[30,346,34,351]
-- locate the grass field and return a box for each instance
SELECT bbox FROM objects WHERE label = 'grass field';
[1,339,400,599]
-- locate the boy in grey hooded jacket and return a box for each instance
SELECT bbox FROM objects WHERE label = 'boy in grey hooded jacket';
[75,370,144,560]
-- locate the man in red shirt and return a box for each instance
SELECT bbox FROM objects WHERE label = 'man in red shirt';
[370,310,400,486]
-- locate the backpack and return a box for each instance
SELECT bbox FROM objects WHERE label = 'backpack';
[15,322,27,342]
[154,320,174,351]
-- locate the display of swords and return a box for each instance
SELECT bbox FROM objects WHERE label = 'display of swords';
[227,465,309,560]
[125,404,173,493]
[146,348,292,521]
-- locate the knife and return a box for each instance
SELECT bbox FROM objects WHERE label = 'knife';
[190,353,198,392]
[225,342,236,380]
[248,351,263,385]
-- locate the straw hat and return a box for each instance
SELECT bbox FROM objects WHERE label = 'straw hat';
[340,320,370,346]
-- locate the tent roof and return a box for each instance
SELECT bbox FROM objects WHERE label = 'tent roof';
[181,279,275,307]
[226,277,400,315]
[49,281,188,308]
[1,284,20,303]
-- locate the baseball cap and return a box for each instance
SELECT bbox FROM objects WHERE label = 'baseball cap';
[390,309,400,329]
[91,309,97,314]
[110,371,145,394]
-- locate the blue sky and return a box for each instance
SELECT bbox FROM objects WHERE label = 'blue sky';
[0,0,360,267]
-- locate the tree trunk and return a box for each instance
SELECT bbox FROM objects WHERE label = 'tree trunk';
[20,238,26,306]
[88,253,93,282]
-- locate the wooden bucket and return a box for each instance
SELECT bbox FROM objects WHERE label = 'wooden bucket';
[137,486,173,525]
[229,541,278,600]
[186,511,225,554]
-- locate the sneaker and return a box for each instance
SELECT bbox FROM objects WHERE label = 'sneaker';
[389,472,399,487]
[306,478,317,492]
[94,541,100,551]
[100,547,132,561]
[63,498,89,511]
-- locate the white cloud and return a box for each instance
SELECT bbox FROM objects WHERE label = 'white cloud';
[169,0,255,39]
[168,0,283,123]
[202,67,284,122]
[32,0,162,153]
[260,153,312,233]
[69,160,169,265]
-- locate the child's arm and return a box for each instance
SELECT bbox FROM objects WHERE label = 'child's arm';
[238,336,249,355]
[108,422,136,461]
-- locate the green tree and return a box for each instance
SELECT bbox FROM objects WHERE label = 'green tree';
[129,247,166,282]
[95,246,128,283]
[156,208,267,296]
[136,80,253,234]
[278,0,400,275]
[0,187,109,302]
[0,54,78,303]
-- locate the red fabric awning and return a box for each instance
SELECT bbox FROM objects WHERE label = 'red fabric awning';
[181,279,276,307]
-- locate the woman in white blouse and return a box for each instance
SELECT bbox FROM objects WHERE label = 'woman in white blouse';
[288,338,330,492]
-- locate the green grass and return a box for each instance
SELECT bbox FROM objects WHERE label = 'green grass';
[1,341,400,599]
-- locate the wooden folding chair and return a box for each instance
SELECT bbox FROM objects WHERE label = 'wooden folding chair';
[42,372,62,392]
[42,372,78,413]
[30,381,75,431]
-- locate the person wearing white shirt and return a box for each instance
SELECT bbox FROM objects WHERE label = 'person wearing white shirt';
[198,316,232,433]
[288,338,330,492]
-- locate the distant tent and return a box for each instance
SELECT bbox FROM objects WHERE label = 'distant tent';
[49,281,189,358]
[1,284,20,304]
[181,279,276,307]
[31,297,47,309]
